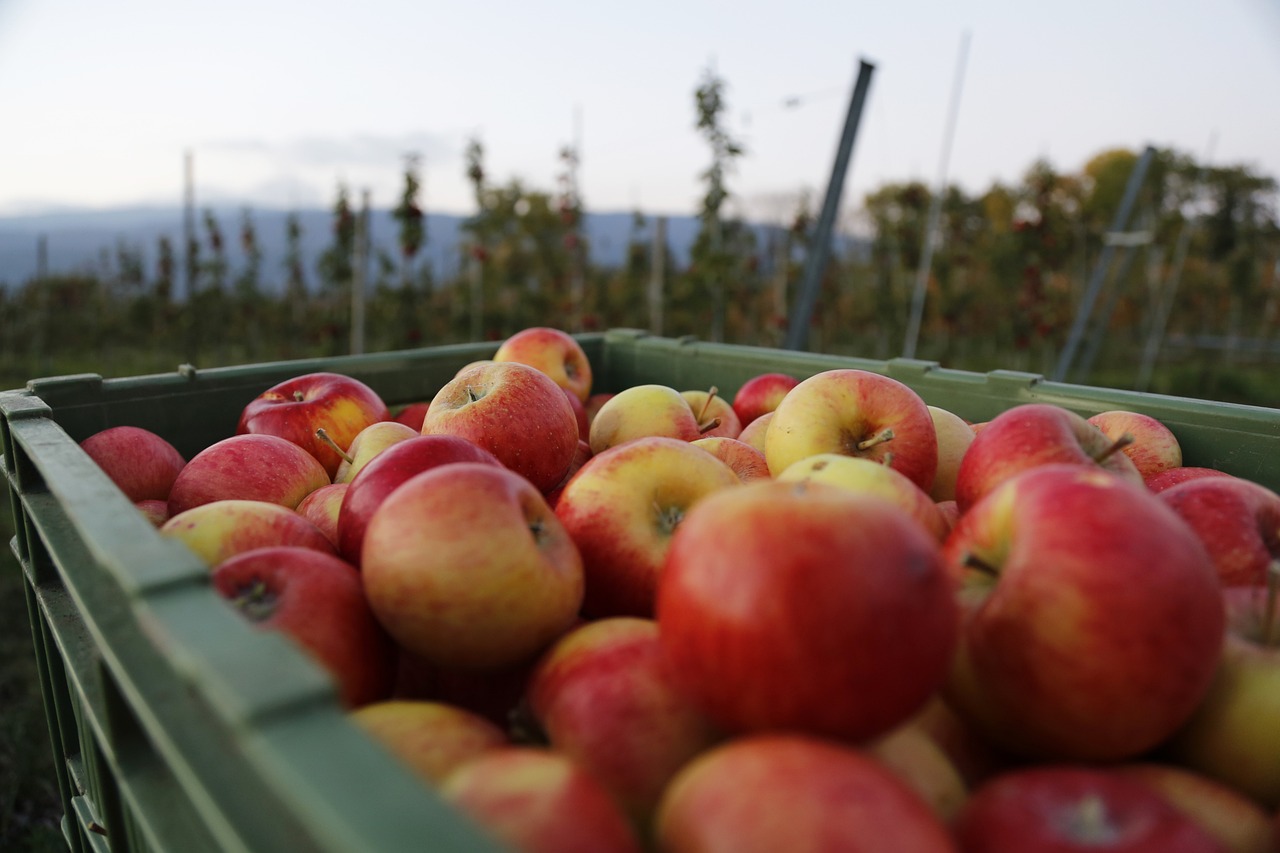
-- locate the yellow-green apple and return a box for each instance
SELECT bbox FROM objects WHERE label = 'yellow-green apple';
[135,499,170,527]
[167,433,331,515]
[492,326,593,403]
[336,434,502,566]
[212,545,394,708]
[656,479,956,741]
[587,384,705,454]
[422,360,579,494]
[929,405,976,503]
[942,464,1224,762]
[736,410,773,456]
[160,499,337,567]
[680,388,742,439]
[80,425,186,502]
[1163,582,1280,809]
[764,368,938,493]
[331,420,420,484]
[865,723,969,824]
[391,401,431,431]
[654,734,958,853]
[553,436,741,618]
[361,463,584,669]
[237,371,391,478]
[1146,466,1234,494]
[349,699,508,785]
[1088,409,1184,479]
[440,747,644,853]
[776,453,950,542]
[953,403,1143,512]
[1116,762,1280,853]
[525,617,723,826]
[731,372,799,427]
[1157,477,1280,586]
[954,765,1224,853]
[295,481,347,549]
[690,436,770,482]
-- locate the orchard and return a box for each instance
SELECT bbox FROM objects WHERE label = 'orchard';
[79,325,1280,852]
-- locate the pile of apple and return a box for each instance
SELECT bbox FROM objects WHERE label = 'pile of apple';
[79,326,1280,853]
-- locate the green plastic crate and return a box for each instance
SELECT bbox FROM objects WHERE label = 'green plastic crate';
[3,328,1279,852]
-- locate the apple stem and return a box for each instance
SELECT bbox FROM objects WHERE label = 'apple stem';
[466,385,482,403]
[292,390,305,402]
[1093,432,1135,465]
[232,579,277,622]
[856,428,895,452]
[960,551,1000,578]
[697,417,722,435]
[1264,560,1279,647]
[697,387,719,423]
[314,428,354,465]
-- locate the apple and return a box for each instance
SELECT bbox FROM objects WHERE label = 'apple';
[1145,466,1234,494]
[736,409,773,456]
[954,765,1224,852]
[654,734,957,853]
[775,453,950,542]
[237,371,391,478]
[80,425,186,502]
[553,435,742,618]
[1116,762,1279,853]
[159,499,337,567]
[212,545,395,708]
[492,326,593,403]
[564,386,590,441]
[731,372,799,427]
[865,723,969,824]
[525,617,723,826]
[764,368,938,494]
[349,699,508,785]
[953,403,1143,512]
[690,436,771,483]
[906,695,1014,790]
[1156,476,1280,586]
[942,464,1225,762]
[1088,409,1184,479]
[439,747,644,853]
[336,434,503,566]
[680,388,742,439]
[1163,581,1280,809]
[393,648,543,730]
[135,499,170,527]
[295,481,347,549]
[543,439,593,509]
[422,360,580,494]
[361,462,584,669]
[584,392,614,427]
[391,401,431,431]
[331,420,420,484]
[929,405,976,503]
[168,433,331,516]
[587,384,706,454]
[656,479,957,742]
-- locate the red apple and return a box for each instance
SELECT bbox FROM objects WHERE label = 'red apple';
[492,326,593,403]
[765,368,939,493]
[1088,409,1183,479]
[656,479,957,742]
[654,734,958,853]
[584,392,614,428]
[349,699,508,785]
[731,372,799,427]
[361,463,584,669]
[159,499,337,567]
[391,401,431,431]
[1116,762,1280,853]
[1145,466,1234,494]
[422,361,580,494]
[942,464,1224,762]
[954,403,1144,512]
[680,388,742,439]
[212,546,394,708]
[1157,476,1280,586]
[564,387,590,441]
[690,436,771,482]
[543,439,593,510]
[295,481,347,549]
[736,410,773,456]
[167,433,331,516]
[80,425,186,502]
[237,371,391,478]
[135,499,170,527]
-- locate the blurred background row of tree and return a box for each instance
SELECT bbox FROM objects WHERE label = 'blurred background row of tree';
[1,72,1277,407]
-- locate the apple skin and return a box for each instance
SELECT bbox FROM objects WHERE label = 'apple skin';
[1145,466,1234,494]
[159,499,337,567]
[237,371,391,478]
[135,499,170,527]
[295,482,348,549]
[656,479,957,742]
[1115,762,1280,853]
[680,389,742,439]
[584,392,614,428]
[492,326,593,403]
[865,723,970,824]
[167,433,331,516]
[553,435,742,619]
[736,410,773,456]
[731,372,799,427]
[361,462,584,669]
[1156,477,1280,586]
[564,387,590,441]
[212,545,395,708]
[525,617,724,826]
[929,405,976,503]
[765,368,939,494]
[690,436,771,483]
[1088,409,1183,479]
[439,747,644,853]
[349,699,508,785]
[80,425,186,502]
[391,401,431,431]
[422,360,580,494]
[543,439,593,510]
[587,384,704,454]
[954,765,1225,853]
[332,420,420,484]
[941,464,1225,762]
[336,434,502,567]
[654,734,958,853]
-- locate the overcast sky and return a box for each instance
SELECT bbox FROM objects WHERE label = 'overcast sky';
[2,0,1278,223]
